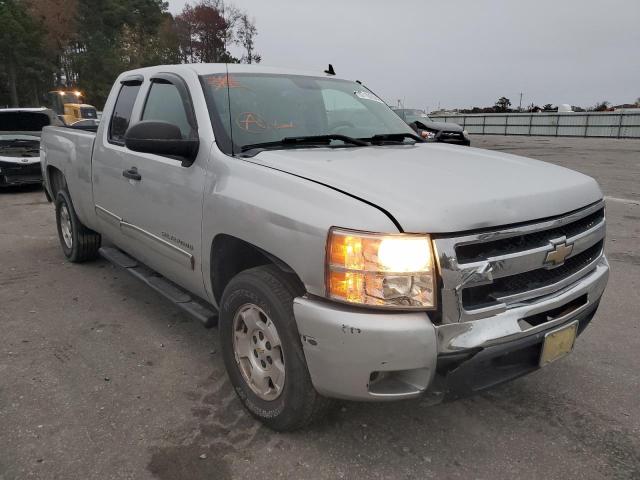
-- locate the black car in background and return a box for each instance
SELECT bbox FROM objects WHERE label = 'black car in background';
[392,108,471,146]
[0,108,59,188]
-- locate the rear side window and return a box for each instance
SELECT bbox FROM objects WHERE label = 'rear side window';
[141,82,192,137]
[109,83,141,144]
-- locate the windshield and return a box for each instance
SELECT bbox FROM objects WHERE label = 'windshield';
[201,73,415,154]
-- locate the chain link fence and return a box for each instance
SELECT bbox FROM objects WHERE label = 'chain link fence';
[429,111,640,138]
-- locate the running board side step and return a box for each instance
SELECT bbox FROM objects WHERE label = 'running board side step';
[99,247,218,327]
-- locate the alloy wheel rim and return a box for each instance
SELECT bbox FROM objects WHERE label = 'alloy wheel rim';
[60,204,72,249]
[232,303,285,401]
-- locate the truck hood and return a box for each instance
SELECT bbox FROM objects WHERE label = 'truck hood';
[248,143,603,233]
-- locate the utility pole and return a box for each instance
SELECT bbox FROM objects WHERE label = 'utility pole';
[519,92,523,112]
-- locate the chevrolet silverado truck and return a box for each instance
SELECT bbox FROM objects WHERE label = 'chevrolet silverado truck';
[40,64,609,431]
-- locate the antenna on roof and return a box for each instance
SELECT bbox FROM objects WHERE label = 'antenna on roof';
[324,64,336,76]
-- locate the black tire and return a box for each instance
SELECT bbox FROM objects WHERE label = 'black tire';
[55,189,101,262]
[219,265,331,431]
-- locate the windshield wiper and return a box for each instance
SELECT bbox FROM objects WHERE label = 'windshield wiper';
[361,133,425,144]
[240,134,368,153]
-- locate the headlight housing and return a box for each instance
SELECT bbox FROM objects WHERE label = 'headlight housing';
[462,129,470,139]
[326,228,437,309]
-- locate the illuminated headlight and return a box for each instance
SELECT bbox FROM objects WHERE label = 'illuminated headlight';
[462,129,470,139]
[326,228,437,309]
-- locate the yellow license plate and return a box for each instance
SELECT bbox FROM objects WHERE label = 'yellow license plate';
[539,321,578,367]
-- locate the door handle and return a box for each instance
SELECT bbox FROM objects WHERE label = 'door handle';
[122,167,141,181]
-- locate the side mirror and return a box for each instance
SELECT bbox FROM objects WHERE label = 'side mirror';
[124,121,199,166]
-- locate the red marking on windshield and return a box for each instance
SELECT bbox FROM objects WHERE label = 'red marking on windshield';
[273,121,295,129]
[236,112,268,133]
[207,75,243,90]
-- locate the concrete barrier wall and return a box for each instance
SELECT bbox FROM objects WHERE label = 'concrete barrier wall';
[429,112,640,138]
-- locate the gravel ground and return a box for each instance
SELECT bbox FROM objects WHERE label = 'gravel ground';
[1,135,639,480]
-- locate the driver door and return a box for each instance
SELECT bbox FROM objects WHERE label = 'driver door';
[114,73,209,298]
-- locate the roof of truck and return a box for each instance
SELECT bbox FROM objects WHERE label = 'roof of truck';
[119,63,349,81]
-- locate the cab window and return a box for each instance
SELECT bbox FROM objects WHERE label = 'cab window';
[109,83,141,145]
[141,82,192,138]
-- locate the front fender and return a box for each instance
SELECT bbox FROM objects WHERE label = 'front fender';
[201,153,400,305]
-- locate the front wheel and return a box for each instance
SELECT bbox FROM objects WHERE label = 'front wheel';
[219,265,331,431]
[55,190,101,262]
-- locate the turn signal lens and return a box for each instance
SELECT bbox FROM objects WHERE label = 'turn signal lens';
[326,228,436,309]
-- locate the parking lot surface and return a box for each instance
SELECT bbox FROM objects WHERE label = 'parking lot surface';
[1,136,639,480]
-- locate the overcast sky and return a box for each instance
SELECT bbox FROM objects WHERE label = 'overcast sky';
[168,0,640,111]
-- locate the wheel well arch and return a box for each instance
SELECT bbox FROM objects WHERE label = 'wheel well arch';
[47,166,66,198]
[210,234,304,304]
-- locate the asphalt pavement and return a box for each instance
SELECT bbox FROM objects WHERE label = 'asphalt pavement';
[1,135,638,479]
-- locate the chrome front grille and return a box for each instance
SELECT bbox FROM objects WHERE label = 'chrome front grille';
[433,201,606,324]
[460,240,603,308]
[455,208,604,263]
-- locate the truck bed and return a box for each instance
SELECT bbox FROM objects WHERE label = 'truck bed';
[41,125,98,230]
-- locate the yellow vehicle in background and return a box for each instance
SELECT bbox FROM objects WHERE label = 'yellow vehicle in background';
[61,102,98,125]
[47,90,98,125]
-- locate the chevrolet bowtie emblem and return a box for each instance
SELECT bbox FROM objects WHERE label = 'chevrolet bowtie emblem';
[545,241,573,266]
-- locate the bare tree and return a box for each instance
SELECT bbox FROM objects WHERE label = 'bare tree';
[215,0,240,55]
[236,13,260,64]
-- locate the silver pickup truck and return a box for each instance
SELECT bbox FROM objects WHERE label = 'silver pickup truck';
[41,64,609,431]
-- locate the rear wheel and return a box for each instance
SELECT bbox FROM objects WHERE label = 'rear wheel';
[219,265,331,431]
[55,189,101,262]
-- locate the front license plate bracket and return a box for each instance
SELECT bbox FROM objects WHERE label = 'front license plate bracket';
[539,320,578,367]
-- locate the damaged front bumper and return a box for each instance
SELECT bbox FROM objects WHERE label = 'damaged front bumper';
[294,256,609,402]
[0,160,42,187]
